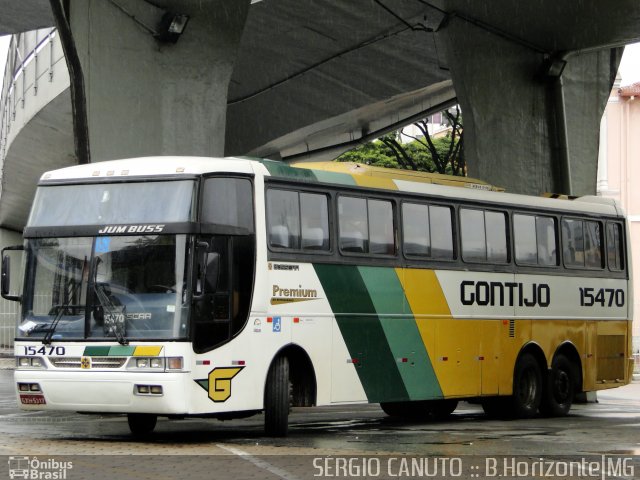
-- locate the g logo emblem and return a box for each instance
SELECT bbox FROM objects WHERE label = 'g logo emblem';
[208,367,244,402]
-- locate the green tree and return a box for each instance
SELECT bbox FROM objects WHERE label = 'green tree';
[336,106,465,176]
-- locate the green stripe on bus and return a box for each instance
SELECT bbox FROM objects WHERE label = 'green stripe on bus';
[311,170,357,186]
[313,264,410,403]
[83,346,111,356]
[357,266,443,400]
[108,346,136,356]
[259,159,318,181]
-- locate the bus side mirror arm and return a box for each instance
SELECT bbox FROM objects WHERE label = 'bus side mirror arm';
[1,245,24,302]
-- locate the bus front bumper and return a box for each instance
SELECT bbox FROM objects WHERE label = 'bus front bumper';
[14,370,191,415]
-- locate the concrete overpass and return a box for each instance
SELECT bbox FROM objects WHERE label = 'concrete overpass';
[0,1,639,347]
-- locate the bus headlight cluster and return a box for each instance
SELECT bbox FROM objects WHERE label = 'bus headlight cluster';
[16,357,46,369]
[126,357,183,371]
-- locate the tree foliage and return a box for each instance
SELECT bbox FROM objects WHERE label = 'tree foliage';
[336,106,465,176]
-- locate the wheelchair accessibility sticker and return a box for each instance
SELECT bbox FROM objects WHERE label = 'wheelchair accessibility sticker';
[272,316,281,333]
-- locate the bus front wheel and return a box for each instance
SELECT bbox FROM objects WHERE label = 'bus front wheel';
[264,355,290,436]
[539,354,575,417]
[127,413,157,436]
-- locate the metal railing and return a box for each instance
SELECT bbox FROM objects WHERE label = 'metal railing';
[0,28,69,351]
[1,28,67,165]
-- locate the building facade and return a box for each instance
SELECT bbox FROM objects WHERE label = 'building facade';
[597,77,640,359]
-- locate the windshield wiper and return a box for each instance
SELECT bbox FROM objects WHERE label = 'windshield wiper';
[42,280,82,345]
[94,283,128,345]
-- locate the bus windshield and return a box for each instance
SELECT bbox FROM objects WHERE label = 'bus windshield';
[28,180,195,227]
[19,235,190,341]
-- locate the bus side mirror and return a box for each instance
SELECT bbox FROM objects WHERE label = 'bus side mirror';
[1,245,24,302]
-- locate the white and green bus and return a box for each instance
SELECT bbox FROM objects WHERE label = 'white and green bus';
[3,156,632,436]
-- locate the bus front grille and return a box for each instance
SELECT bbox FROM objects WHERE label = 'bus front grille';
[49,357,127,369]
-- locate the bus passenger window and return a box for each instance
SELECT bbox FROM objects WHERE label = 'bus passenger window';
[267,189,300,249]
[536,216,557,265]
[461,209,507,263]
[369,200,394,255]
[338,196,395,255]
[339,196,368,253]
[514,214,537,264]
[584,221,603,269]
[562,218,587,267]
[485,211,508,263]
[562,218,603,269]
[460,209,486,262]
[429,206,454,260]
[607,223,624,271]
[402,203,430,256]
[300,193,330,251]
[514,214,557,266]
[402,203,453,260]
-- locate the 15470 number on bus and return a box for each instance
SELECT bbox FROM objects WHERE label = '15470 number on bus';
[579,287,625,307]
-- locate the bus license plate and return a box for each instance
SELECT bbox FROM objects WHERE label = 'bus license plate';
[20,394,46,405]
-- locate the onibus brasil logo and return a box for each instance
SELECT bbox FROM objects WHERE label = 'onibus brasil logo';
[8,456,73,479]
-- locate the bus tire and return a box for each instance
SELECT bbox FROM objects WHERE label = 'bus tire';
[481,398,508,418]
[510,353,542,418]
[127,413,157,436]
[428,399,458,420]
[264,355,290,436]
[539,354,575,417]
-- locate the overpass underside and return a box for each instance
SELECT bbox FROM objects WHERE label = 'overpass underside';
[0,0,639,233]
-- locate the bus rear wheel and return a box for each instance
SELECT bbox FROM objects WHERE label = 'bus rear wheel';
[539,354,575,417]
[127,413,157,436]
[510,353,542,418]
[264,355,290,436]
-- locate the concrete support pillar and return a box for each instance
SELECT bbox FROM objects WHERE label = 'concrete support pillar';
[63,0,250,162]
[441,19,619,196]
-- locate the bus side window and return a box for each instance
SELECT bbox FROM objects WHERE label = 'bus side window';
[368,199,394,255]
[562,219,583,267]
[460,208,486,262]
[300,192,330,251]
[339,196,368,253]
[584,221,603,269]
[267,189,300,249]
[402,202,430,256]
[461,208,507,263]
[607,222,624,271]
[514,214,557,266]
[536,216,557,266]
[430,205,454,260]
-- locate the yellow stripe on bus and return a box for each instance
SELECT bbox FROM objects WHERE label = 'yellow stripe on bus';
[133,346,163,357]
